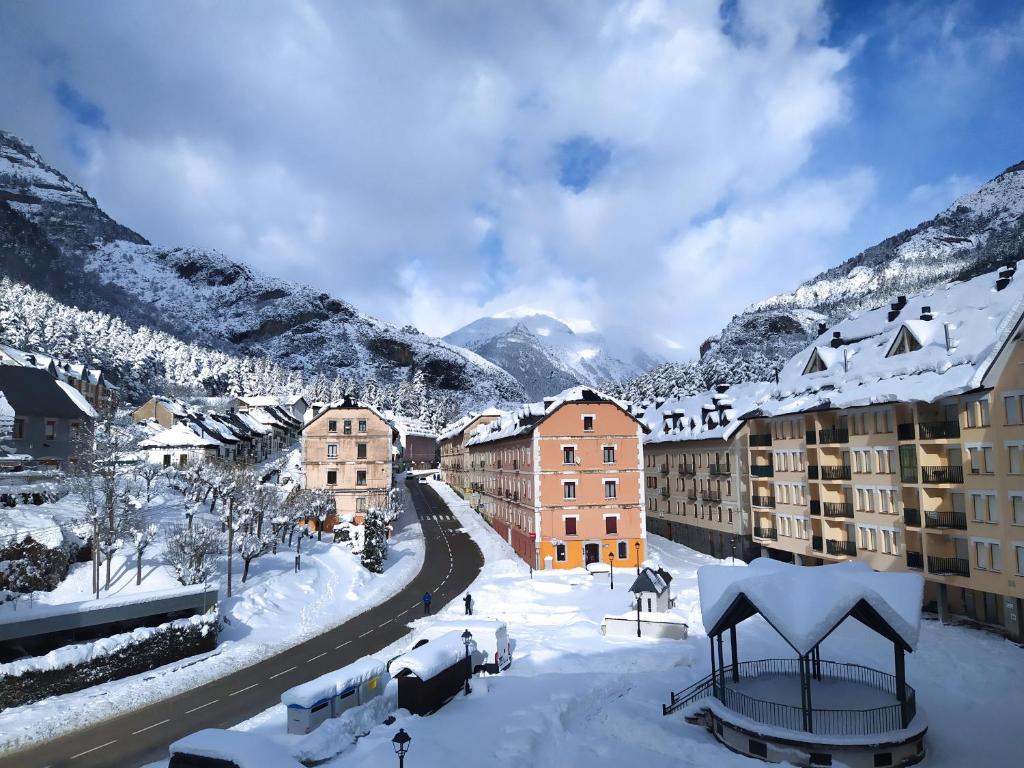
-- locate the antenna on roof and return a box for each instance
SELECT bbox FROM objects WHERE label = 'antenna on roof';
[843,348,849,372]
[944,323,953,352]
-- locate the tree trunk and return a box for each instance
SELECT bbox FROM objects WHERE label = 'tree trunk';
[105,543,112,591]
[242,558,251,583]
[136,551,143,586]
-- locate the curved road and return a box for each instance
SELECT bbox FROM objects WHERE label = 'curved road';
[1,478,483,768]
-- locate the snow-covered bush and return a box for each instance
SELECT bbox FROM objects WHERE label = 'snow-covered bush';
[166,524,223,585]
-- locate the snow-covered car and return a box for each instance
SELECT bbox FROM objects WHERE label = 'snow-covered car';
[168,728,304,768]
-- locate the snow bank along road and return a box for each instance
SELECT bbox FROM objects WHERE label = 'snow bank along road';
[0,477,483,768]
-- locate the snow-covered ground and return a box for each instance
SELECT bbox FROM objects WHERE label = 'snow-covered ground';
[0,453,425,754]
[221,479,1023,768]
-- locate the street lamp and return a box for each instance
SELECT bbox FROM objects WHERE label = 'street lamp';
[461,629,473,695]
[635,541,641,575]
[392,728,411,768]
[730,536,736,565]
[633,588,642,638]
[607,551,615,589]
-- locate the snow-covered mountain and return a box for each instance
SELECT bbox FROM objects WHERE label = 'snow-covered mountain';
[0,131,524,407]
[445,311,659,400]
[617,161,1024,401]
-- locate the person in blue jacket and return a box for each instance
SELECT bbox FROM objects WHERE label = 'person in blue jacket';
[422,591,432,615]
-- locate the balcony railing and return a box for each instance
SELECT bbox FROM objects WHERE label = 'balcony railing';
[754,526,778,541]
[701,489,722,502]
[751,495,776,508]
[811,535,823,552]
[680,463,696,476]
[826,539,857,556]
[820,464,852,481]
[918,420,961,440]
[903,507,921,527]
[897,423,916,441]
[906,551,923,570]
[818,427,850,445]
[807,464,819,480]
[927,556,970,577]
[920,465,964,484]
[751,464,774,478]
[805,430,817,445]
[924,510,967,530]
[659,464,670,476]
[709,464,731,476]
[749,434,773,447]
[809,499,821,515]
[822,502,854,519]
[660,487,670,498]
[687,490,698,501]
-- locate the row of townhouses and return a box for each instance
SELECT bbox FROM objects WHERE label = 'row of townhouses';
[0,343,118,411]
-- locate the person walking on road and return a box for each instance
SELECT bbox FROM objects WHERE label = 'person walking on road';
[463,593,473,615]
[422,591,432,615]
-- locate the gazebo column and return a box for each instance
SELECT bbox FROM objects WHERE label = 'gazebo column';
[812,644,821,681]
[894,642,909,727]
[729,626,739,683]
[799,654,814,732]
[710,637,717,697]
[716,634,726,693]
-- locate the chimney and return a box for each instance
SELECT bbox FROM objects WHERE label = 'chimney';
[715,383,729,394]
[830,331,843,348]
[897,295,907,308]
[920,306,933,321]
[996,265,1014,290]
[817,322,827,336]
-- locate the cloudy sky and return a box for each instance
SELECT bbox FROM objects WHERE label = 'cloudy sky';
[1,0,1022,359]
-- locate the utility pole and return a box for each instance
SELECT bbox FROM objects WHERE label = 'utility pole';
[226,496,234,598]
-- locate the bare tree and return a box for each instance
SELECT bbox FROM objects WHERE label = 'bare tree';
[133,462,164,503]
[237,530,275,582]
[311,489,336,541]
[131,523,159,585]
[166,524,223,586]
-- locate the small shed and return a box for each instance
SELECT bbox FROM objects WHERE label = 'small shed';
[629,566,675,613]
[281,656,389,735]
[388,631,478,716]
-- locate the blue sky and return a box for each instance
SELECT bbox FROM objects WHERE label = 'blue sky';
[0,0,1021,359]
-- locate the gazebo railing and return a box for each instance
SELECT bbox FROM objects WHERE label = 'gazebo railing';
[663,658,915,735]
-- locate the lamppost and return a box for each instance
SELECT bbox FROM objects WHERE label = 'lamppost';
[634,541,641,575]
[633,588,642,638]
[461,629,473,695]
[607,551,615,589]
[730,536,736,565]
[392,728,411,767]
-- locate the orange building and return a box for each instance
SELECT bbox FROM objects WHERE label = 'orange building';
[465,388,648,570]
[437,408,505,497]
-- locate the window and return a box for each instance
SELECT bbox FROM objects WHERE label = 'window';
[976,541,989,570]
[179,454,187,467]
[991,543,1002,572]
[563,481,576,500]
[605,516,618,535]
[603,446,615,463]
[617,540,628,559]
[604,480,617,499]
[564,517,577,536]
[343,420,352,435]
[327,444,338,458]
[562,446,576,464]
[583,415,594,432]
[13,418,25,440]
[358,419,367,433]
[162,454,171,467]
[1016,544,1024,576]
[1009,444,1023,475]
[356,470,367,486]
[45,420,56,440]
[1013,494,1024,525]
[357,443,367,459]
[1004,393,1022,425]
[327,470,337,485]
[979,399,991,427]
[972,493,998,522]
[555,543,567,562]
[328,419,337,433]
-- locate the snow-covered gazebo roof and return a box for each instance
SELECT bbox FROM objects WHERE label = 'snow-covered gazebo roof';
[699,558,924,654]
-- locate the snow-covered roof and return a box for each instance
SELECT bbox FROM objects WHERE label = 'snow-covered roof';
[281,656,388,708]
[466,387,641,447]
[169,729,304,768]
[390,414,439,440]
[54,381,98,418]
[389,631,478,680]
[641,381,773,444]
[748,262,1024,418]
[302,396,395,433]
[628,567,671,596]
[437,408,507,442]
[698,558,924,654]
[236,395,282,408]
[0,343,113,390]
[138,422,221,449]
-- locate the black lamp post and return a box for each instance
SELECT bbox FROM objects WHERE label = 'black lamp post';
[634,541,641,575]
[730,536,736,565]
[634,589,642,638]
[461,629,473,695]
[392,728,411,767]
[608,551,614,589]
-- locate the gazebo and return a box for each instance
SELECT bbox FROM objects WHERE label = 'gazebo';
[664,558,928,767]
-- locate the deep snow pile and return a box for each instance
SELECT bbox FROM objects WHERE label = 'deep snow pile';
[0,462,424,753]
[225,479,1024,768]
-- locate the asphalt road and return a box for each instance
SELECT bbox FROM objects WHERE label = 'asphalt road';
[0,477,483,768]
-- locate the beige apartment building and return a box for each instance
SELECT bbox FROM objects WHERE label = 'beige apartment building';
[640,384,765,562]
[743,263,1024,641]
[464,388,648,570]
[301,397,396,530]
[437,408,504,497]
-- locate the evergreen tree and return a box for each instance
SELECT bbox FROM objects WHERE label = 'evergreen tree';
[361,507,388,573]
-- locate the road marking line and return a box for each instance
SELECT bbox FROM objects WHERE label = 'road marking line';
[70,740,117,759]
[335,640,350,649]
[229,683,259,697]
[397,609,407,616]
[185,699,219,714]
[307,652,327,662]
[131,719,170,735]
[378,619,391,628]
[359,629,373,638]
[269,666,297,679]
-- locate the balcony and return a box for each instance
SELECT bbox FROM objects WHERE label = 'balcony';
[680,463,696,476]
[920,465,964,484]
[805,430,817,445]
[811,535,823,552]
[496,460,503,469]
[906,551,923,570]
[918,420,961,440]
[902,507,921,527]
[897,423,916,441]
[809,499,821,515]
[749,433,773,447]
[819,464,852,481]
[660,487,670,499]
[513,491,520,501]
[709,464,731,476]
[751,495,776,508]
[807,464,819,480]
[659,464,670,476]
[927,556,970,577]
[923,510,967,530]
[512,459,519,470]
[818,427,849,445]
[826,539,857,556]
[754,526,778,541]
[687,490,698,501]
[751,464,774,478]
[900,467,918,484]
[822,502,854,519]
[701,489,722,502]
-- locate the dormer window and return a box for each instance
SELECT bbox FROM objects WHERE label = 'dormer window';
[803,349,828,375]
[886,326,922,358]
